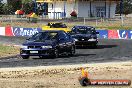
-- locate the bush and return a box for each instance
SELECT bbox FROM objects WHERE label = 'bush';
[2,4,14,15]
[0,3,4,14]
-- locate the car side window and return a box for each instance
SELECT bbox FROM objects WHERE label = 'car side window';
[71,27,76,34]
[59,32,69,40]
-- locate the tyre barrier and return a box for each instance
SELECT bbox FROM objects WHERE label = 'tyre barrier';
[78,68,131,86]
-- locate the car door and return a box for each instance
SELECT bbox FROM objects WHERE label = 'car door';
[58,32,67,53]
[65,33,73,52]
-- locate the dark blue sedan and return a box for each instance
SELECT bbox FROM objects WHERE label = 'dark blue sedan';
[20,30,75,59]
[70,26,99,47]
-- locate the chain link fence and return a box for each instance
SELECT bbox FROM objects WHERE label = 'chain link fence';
[0,15,132,29]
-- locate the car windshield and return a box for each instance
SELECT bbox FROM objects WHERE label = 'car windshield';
[76,28,96,34]
[28,32,58,42]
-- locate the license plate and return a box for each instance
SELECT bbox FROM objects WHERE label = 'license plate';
[88,39,96,41]
[30,51,38,53]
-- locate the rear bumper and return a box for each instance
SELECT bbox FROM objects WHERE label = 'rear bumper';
[20,48,54,56]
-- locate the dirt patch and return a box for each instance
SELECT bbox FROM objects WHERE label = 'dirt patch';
[0,61,131,88]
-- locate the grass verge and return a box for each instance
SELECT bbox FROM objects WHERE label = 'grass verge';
[1,17,132,30]
[0,44,19,58]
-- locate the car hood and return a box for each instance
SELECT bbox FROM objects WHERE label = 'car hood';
[23,40,56,46]
[71,34,93,39]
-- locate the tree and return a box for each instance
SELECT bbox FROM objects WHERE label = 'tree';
[2,3,14,15]
[0,2,4,14]
[22,0,32,4]
[21,0,34,14]
[116,0,132,15]
[8,0,22,13]
[0,0,22,15]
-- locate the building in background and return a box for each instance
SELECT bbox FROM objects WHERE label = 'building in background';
[2,0,120,19]
[0,0,7,3]
[36,0,120,19]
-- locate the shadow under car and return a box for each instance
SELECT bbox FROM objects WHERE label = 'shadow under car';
[76,44,118,49]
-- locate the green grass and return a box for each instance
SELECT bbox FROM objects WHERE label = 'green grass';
[0,44,19,58]
[0,17,132,30]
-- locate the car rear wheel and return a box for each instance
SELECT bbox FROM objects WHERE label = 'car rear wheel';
[69,46,75,56]
[21,56,29,59]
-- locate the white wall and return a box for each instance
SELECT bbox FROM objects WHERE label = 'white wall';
[48,1,77,19]
[110,2,117,18]
[93,1,106,17]
[47,1,117,18]
[78,1,90,17]
[78,1,117,18]
[0,27,5,36]
[105,1,117,18]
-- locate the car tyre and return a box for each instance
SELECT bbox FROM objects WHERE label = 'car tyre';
[52,48,59,58]
[93,43,98,48]
[69,45,75,56]
[21,56,29,59]
[79,77,91,86]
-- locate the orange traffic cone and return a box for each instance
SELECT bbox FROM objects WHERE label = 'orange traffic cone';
[81,67,88,78]
[79,67,91,86]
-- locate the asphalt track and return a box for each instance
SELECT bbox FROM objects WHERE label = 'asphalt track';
[0,36,132,68]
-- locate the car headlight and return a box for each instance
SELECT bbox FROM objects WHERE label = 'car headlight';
[74,38,78,41]
[21,45,28,49]
[42,46,52,48]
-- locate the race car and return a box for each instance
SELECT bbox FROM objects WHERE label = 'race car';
[20,30,75,59]
[70,26,99,47]
[42,22,71,33]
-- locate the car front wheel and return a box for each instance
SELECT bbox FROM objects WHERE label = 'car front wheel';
[52,48,59,58]
[69,46,75,56]
[21,56,29,59]
[92,43,98,48]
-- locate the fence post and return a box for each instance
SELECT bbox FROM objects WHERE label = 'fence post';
[121,16,124,26]
[96,20,98,26]
[96,17,98,26]
[84,17,85,25]
[11,16,12,23]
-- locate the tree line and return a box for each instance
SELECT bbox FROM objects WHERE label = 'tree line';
[0,0,132,15]
[116,0,132,15]
[0,0,33,15]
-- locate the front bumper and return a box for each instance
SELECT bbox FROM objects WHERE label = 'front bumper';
[20,48,54,56]
[75,41,98,46]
